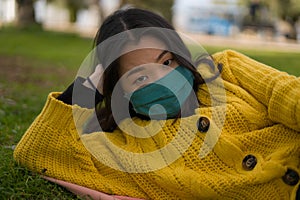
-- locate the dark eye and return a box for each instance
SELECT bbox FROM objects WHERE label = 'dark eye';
[163,59,173,66]
[134,75,148,85]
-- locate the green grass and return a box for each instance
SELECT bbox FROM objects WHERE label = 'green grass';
[0,27,92,199]
[0,146,80,199]
[0,26,93,69]
[0,27,299,199]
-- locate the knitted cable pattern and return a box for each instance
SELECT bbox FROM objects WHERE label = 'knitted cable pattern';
[14,50,300,199]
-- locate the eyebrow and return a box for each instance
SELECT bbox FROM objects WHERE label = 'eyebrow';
[125,50,170,79]
[156,50,169,62]
[126,66,145,78]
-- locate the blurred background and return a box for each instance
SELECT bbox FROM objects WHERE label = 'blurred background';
[0,0,300,199]
[1,0,300,42]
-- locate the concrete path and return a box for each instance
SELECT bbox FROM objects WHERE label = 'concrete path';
[184,32,300,53]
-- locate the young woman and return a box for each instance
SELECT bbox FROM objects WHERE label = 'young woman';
[14,8,300,200]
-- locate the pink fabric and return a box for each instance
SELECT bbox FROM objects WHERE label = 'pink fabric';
[42,176,144,200]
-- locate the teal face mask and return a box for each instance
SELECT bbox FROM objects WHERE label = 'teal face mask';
[124,66,194,119]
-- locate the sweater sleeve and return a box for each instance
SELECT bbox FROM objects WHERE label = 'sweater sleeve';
[13,92,148,198]
[13,92,96,179]
[57,77,104,108]
[213,50,300,132]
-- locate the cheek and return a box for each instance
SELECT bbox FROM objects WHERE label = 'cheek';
[119,77,133,93]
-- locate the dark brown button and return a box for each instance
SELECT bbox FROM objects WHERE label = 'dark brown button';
[197,117,210,132]
[282,168,299,186]
[242,155,257,171]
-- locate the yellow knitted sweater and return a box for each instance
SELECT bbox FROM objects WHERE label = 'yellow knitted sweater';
[14,50,300,199]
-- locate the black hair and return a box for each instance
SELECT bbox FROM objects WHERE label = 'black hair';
[84,8,221,133]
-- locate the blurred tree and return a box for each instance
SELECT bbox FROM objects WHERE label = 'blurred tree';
[65,0,90,22]
[266,0,300,39]
[119,0,174,24]
[47,0,89,23]
[16,0,38,27]
[249,0,260,21]
[240,0,300,39]
[52,0,106,25]
[239,0,274,33]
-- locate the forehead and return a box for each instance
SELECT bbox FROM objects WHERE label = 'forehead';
[122,35,167,53]
[119,36,167,75]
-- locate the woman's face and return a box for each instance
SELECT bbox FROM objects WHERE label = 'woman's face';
[119,36,179,93]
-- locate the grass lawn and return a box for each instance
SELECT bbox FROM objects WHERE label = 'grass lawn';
[0,27,92,199]
[0,27,299,199]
